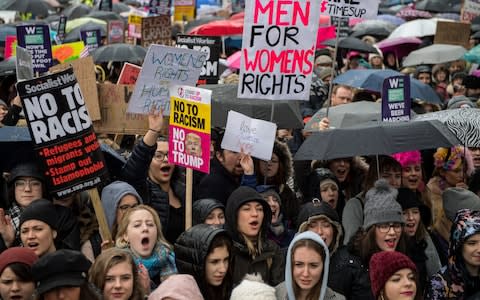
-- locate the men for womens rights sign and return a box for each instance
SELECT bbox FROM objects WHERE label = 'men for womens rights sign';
[17,68,108,198]
[238,0,321,100]
[169,85,211,174]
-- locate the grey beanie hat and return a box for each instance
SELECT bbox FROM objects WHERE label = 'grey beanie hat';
[442,187,480,222]
[363,179,404,230]
[0,99,7,108]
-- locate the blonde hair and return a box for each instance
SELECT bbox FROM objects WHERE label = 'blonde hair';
[115,204,172,250]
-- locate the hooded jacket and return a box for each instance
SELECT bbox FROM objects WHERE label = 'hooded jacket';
[425,209,480,300]
[275,231,345,300]
[174,224,232,299]
[192,198,224,225]
[101,180,143,230]
[225,186,285,286]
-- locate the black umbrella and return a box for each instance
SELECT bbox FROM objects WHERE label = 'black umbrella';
[322,37,379,54]
[86,10,124,22]
[92,43,146,64]
[415,0,461,13]
[203,84,304,129]
[294,120,460,161]
[0,0,50,17]
[0,57,16,77]
[0,126,35,172]
[64,21,107,43]
[62,3,92,19]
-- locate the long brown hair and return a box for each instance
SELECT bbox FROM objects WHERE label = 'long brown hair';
[89,248,145,300]
[291,239,326,300]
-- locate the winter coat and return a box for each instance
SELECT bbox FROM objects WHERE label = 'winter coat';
[174,224,232,300]
[195,158,256,205]
[342,192,365,245]
[121,139,185,240]
[425,209,480,300]
[225,187,285,286]
[192,198,224,225]
[275,231,346,300]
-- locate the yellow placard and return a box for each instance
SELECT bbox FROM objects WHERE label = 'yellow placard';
[52,41,86,63]
[128,15,143,26]
[174,6,195,22]
[170,96,210,134]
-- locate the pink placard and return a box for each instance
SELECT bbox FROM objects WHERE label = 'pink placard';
[168,125,210,174]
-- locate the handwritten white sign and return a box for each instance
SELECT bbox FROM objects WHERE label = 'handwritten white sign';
[127,44,207,115]
[221,111,277,161]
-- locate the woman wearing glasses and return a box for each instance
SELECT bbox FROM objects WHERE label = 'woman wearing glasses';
[81,181,143,262]
[0,162,46,252]
[121,109,186,244]
[346,180,408,299]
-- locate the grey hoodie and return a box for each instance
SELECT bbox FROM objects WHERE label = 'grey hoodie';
[275,232,345,300]
[101,180,143,230]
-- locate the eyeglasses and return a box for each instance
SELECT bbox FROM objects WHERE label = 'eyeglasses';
[118,203,139,211]
[153,151,168,161]
[15,179,42,190]
[376,223,403,233]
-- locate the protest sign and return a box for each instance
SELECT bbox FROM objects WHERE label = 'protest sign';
[108,20,125,44]
[331,16,349,38]
[176,35,221,84]
[169,85,211,173]
[128,14,143,39]
[117,63,142,84]
[149,0,171,15]
[81,29,102,51]
[319,0,380,19]
[382,75,411,122]
[56,15,67,44]
[461,0,480,22]
[238,0,321,100]
[52,41,86,63]
[4,35,17,59]
[17,68,108,198]
[50,56,101,121]
[128,45,207,115]
[16,46,34,81]
[93,84,166,135]
[174,6,195,22]
[16,24,53,73]
[434,21,470,49]
[141,16,171,48]
[221,111,277,161]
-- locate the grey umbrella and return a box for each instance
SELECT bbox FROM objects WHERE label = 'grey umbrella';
[321,37,379,54]
[402,44,467,67]
[294,119,460,161]
[203,84,304,129]
[413,108,480,147]
[87,10,124,22]
[62,3,92,19]
[92,43,146,63]
[0,0,50,17]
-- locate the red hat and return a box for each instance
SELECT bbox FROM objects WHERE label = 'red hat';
[0,247,38,274]
[369,251,417,299]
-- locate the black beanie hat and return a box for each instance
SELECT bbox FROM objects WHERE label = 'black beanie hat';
[8,162,44,186]
[396,188,432,227]
[20,199,57,230]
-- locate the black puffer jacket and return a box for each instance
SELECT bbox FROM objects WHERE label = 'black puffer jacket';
[121,139,185,238]
[174,224,232,299]
[225,186,285,286]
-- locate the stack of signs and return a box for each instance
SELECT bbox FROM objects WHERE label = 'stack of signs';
[17,68,108,198]
[127,45,207,115]
[221,111,277,161]
[16,24,53,74]
[169,85,211,173]
[81,29,102,51]
[176,35,221,84]
[382,75,411,122]
[238,0,321,100]
[319,0,380,19]
[141,16,171,47]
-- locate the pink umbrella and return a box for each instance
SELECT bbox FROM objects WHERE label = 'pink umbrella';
[375,36,422,59]
[316,26,337,49]
[189,18,244,36]
[227,50,241,69]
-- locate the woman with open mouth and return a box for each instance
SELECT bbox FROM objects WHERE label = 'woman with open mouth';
[225,186,285,287]
[396,188,441,289]
[89,247,145,300]
[175,224,233,299]
[275,231,346,300]
[0,247,38,300]
[115,205,177,292]
[425,209,480,299]
[347,180,410,299]
[304,168,343,218]
[392,151,425,194]
[369,251,419,300]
